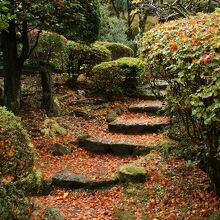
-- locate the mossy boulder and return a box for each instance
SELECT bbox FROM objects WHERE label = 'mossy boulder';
[94,41,134,60]
[48,143,71,156]
[116,164,147,183]
[106,107,123,123]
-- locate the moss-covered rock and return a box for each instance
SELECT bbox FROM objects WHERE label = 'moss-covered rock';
[94,41,134,60]
[117,164,147,183]
[106,107,123,123]
[48,143,72,156]
[92,57,147,96]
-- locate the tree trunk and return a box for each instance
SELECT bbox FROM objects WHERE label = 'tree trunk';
[40,63,59,116]
[2,21,21,114]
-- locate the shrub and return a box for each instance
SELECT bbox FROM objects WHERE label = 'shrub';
[94,41,134,60]
[0,107,34,179]
[66,41,111,79]
[140,12,220,193]
[28,31,67,71]
[92,57,146,96]
[0,107,36,219]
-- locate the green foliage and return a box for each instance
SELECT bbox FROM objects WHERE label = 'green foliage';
[92,57,146,96]
[50,0,101,43]
[28,31,67,71]
[0,184,32,220]
[0,107,38,219]
[0,0,15,30]
[0,106,34,180]
[66,41,112,78]
[140,12,220,192]
[32,204,65,220]
[99,4,134,48]
[94,41,134,60]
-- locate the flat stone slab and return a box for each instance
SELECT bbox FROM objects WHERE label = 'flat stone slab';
[52,170,118,189]
[78,137,139,155]
[129,102,163,114]
[53,170,88,188]
[108,119,169,134]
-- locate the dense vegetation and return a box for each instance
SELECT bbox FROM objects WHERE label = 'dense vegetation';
[1,0,220,219]
[140,11,220,193]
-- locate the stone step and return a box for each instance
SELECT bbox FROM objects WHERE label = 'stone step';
[145,79,169,90]
[52,169,118,189]
[78,133,166,155]
[108,114,169,134]
[135,89,166,100]
[79,137,137,155]
[129,101,164,114]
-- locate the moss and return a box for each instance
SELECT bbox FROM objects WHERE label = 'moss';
[114,208,135,220]
[33,204,65,220]
[94,41,134,60]
[117,164,147,183]
[209,212,220,220]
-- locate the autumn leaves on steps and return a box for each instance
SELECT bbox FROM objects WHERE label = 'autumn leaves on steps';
[52,80,170,189]
[78,100,169,155]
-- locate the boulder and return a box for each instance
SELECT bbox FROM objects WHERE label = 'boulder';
[106,107,123,123]
[47,143,71,156]
[117,164,147,183]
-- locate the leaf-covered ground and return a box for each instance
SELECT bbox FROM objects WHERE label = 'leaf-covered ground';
[2,74,219,219]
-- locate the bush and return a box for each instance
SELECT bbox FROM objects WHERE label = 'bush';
[0,107,34,179]
[66,41,111,79]
[0,107,36,219]
[140,12,220,193]
[28,31,67,71]
[92,57,146,96]
[94,41,134,60]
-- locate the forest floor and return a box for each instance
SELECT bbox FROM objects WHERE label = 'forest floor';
[3,74,220,220]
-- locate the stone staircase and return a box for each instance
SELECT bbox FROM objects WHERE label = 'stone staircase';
[52,79,170,189]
